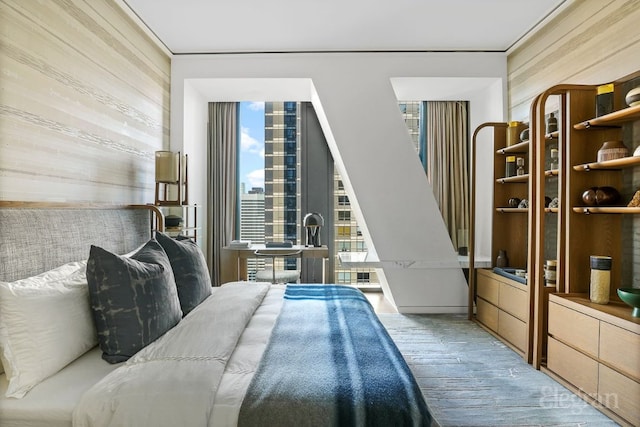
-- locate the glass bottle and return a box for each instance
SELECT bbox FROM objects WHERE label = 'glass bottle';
[546,113,558,134]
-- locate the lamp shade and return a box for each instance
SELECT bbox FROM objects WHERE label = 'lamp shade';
[303,212,324,227]
[155,151,180,183]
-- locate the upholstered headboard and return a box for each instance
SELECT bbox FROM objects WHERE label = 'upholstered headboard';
[0,202,161,282]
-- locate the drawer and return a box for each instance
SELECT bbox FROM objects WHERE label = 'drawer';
[499,281,528,321]
[498,310,526,352]
[548,301,599,358]
[599,364,640,427]
[600,322,640,381]
[477,272,499,305]
[477,297,498,332]
[547,337,598,396]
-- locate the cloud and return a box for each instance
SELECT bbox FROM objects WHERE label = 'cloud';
[241,126,264,157]
[247,102,264,111]
[247,169,264,189]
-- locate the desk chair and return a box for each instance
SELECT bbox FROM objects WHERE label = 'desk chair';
[253,249,302,284]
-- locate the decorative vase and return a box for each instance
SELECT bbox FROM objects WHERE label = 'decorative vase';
[508,197,521,208]
[595,186,621,206]
[625,86,640,107]
[597,140,629,162]
[496,250,509,268]
[590,256,612,304]
[582,187,598,206]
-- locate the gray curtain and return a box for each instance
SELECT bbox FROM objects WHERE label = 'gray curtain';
[425,101,469,250]
[207,102,238,286]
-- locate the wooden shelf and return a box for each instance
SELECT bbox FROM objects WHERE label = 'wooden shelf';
[573,156,640,171]
[546,131,559,140]
[545,208,559,213]
[497,174,529,184]
[572,207,640,214]
[497,140,529,154]
[545,169,559,176]
[573,104,640,129]
[496,207,528,213]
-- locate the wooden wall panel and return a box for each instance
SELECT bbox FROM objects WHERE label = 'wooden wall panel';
[508,0,640,121]
[0,0,170,203]
[508,0,640,286]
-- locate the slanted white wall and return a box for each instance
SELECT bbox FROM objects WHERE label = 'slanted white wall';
[170,52,506,313]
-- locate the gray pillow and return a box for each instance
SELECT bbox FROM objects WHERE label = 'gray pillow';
[156,232,212,316]
[86,240,182,363]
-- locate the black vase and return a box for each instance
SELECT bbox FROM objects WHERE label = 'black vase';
[496,250,509,268]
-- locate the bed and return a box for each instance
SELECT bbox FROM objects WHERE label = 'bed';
[0,202,433,427]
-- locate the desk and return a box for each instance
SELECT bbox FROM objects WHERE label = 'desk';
[223,244,329,283]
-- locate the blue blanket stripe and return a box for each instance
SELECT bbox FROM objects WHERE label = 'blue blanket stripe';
[238,285,431,427]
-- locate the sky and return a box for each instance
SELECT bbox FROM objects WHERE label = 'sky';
[239,101,265,192]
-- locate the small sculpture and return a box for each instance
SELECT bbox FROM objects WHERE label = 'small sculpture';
[628,190,640,207]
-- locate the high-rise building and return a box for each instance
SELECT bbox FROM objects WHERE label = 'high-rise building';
[240,187,266,280]
[264,101,300,272]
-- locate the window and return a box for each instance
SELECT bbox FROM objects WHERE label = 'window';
[239,100,426,288]
[357,272,370,283]
[338,211,351,221]
[337,226,351,237]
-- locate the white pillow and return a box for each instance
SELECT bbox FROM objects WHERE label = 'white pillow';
[0,261,97,398]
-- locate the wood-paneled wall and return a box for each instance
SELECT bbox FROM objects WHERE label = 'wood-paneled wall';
[508,0,640,286]
[508,0,640,121]
[0,0,170,203]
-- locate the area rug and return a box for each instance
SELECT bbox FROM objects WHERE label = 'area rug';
[378,313,619,427]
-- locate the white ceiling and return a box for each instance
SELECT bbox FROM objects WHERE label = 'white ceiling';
[122,0,568,54]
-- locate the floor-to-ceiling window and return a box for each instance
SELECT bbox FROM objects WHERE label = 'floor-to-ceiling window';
[237,100,466,287]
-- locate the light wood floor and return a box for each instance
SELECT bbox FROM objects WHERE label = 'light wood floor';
[363,291,398,313]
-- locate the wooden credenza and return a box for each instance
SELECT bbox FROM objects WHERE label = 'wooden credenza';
[545,293,640,427]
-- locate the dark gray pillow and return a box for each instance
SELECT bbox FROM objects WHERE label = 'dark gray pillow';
[156,232,212,316]
[86,239,182,363]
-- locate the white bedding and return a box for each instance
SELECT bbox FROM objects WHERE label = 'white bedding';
[0,347,120,427]
[0,283,284,427]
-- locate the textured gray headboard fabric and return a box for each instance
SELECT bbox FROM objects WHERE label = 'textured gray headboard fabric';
[0,206,152,282]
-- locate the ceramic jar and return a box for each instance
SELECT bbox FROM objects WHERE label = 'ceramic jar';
[496,250,509,268]
[506,121,525,147]
[597,140,629,162]
[544,260,557,288]
[625,86,640,107]
[590,256,612,304]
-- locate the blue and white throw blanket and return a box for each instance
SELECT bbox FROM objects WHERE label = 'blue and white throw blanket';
[238,285,432,427]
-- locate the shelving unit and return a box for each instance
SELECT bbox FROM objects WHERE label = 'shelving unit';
[156,204,200,242]
[469,121,535,361]
[538,73,640,425]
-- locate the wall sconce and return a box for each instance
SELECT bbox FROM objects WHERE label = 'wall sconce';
[155,150,188,206]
